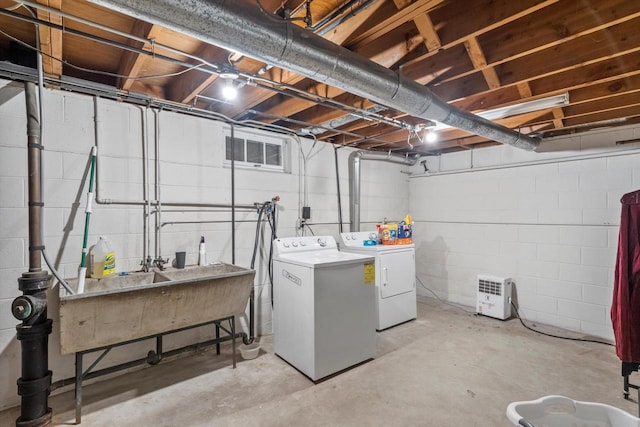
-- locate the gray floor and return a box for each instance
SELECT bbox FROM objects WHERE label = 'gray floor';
[2,296,638,426]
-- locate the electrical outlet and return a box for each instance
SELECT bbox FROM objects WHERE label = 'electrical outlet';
[302,206,311,219]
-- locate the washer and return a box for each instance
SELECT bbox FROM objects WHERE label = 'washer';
[340,231,416,331]
[273,235,376,381]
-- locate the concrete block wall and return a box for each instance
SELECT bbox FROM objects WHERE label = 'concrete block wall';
[410,124,640,340]
[0,79,410,410]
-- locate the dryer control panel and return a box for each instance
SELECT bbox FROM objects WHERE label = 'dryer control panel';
[340,231,379,247]
[274,235,338,255]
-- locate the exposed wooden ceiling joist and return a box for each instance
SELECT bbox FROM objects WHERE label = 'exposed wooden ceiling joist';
[36,0,62,77]
[1,0,639,154]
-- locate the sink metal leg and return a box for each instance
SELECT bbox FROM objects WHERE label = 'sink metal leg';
[75,352,82,424]
[231,317,236,368]
[215,322,220,355]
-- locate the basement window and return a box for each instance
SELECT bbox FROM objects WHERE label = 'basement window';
[224,132,289,172]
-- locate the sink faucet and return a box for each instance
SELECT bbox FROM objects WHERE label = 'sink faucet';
[153,256,169,271]
[140,256,153,272]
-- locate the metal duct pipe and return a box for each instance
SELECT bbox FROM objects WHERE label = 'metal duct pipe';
[90,0,540,151]
[348,151,418,232]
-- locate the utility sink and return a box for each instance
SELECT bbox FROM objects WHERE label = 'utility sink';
[59,263,255,354]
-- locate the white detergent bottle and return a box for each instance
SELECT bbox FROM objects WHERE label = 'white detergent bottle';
[198,236,206,266]
[89,236,116,278]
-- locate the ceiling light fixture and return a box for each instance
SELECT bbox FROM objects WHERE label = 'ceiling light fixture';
[219,70,240,80]
[222,78,237,101]
[424,129,438,144]
[218,67,241,101]
[432,93,570,131]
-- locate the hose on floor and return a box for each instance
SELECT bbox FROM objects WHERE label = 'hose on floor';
[416,276,615,346]
[510,301,613,346]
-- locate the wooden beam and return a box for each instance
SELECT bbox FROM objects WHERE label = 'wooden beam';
[116,22,161,91]
[529,51,640,96]
[568,73,640,104]
[464,37,500,89]
[401,43,472,84]
[479,0,640,65]
[432,17,640,104]
[393,0,441,52]
[563,105,640,127]
[424,0,640,87]
[36,0,62,77]
[564,92,640,119]
[497,17,640,86]
[517,82,533,98]
[551,108,564,128]
[403,0,558,68]
[413,12,441,52]
[347,0,445,48]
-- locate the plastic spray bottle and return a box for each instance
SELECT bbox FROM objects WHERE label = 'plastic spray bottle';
[198,236,206,266]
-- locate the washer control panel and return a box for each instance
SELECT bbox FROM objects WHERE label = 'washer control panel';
[274,235,337,254]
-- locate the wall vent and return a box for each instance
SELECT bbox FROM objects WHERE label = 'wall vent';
[476,275,512,320]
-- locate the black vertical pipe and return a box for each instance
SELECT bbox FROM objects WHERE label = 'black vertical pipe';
[12,82,53,426]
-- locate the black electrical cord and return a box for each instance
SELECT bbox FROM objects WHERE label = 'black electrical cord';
[267,205,277,306]
[250,203,266,269]
[510,301,614,346]
[415,276,476,315]
[304,223,315,235]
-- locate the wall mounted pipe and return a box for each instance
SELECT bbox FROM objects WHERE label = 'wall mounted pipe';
[25,82,43,271]
[90,0,540,151]
[334,146,344,234]
[230,124,237,265]
[348,150,419,232]
[153,109,163,264]
[92,97,255,210]
[14,81,53,427]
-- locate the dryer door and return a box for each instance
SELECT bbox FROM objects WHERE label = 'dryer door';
[379,249,415,299]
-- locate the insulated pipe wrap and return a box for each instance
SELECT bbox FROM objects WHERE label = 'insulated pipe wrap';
[90,0,540,151]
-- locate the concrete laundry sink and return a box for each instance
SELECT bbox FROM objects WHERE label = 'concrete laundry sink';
[59,263,255,354]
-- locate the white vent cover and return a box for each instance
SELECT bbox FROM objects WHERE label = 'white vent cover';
[476,274,512,320]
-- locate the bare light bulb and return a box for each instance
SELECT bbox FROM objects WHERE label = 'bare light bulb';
[424,129,438,144]
[222,81,237,101]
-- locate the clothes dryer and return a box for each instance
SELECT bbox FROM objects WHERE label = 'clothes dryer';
[340,231,416,331]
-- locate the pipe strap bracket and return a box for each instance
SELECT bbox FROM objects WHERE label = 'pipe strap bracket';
[18,275,52,292]
[28,245,45,251]
[28,202,45,207]
[16,319,53,339]
[17,371,52,397]
[27,142,44,150]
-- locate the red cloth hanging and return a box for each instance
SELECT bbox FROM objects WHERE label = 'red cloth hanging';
[612,190,640,362]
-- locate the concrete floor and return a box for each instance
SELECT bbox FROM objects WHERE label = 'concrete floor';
[1,296,638,426]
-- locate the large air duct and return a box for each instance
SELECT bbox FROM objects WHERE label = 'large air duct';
[89,0,540,151]
[349,151,418,232]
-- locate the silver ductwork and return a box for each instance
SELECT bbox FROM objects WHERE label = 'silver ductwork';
[349,151,418,232]
[90,0,540,151]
